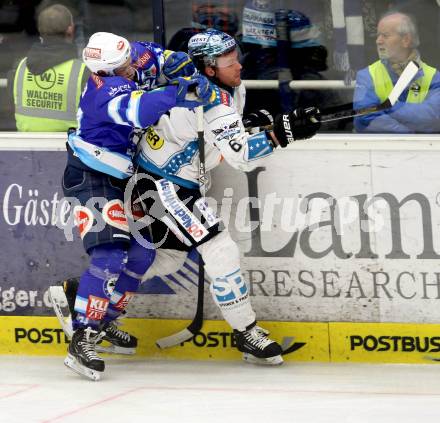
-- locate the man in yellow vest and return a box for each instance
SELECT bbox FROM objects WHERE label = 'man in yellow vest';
[12,4,88,131]
[354,12,440,133]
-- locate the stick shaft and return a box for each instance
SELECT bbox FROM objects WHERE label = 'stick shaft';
[155,107,206,349]
[195,105,205,333]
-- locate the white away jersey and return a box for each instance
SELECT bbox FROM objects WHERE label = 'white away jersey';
[136,82,274,189]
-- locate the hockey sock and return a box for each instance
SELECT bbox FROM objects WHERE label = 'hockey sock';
[106,239,156,319]
[197,231,256,331]
[73,245,128,330]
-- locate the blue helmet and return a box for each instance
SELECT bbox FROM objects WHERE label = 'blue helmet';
[188,29,237,68]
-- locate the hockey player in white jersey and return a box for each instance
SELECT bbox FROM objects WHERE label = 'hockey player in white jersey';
[133,29,321,365]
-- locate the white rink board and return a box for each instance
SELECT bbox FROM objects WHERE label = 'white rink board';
[2,133,440,323]
[165,136,440,324]
[204,148,440,323]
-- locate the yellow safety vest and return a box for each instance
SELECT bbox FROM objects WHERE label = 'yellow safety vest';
[13,57,86,131]
[368,60,436,104]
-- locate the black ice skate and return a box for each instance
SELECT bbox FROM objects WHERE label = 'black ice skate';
[234,322,283,365]
[64,327,106,381]
[97,321,138,355]
[50,278,137,355]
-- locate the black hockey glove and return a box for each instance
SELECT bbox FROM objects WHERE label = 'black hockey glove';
[273,107,321,147]
[242,109,274,130]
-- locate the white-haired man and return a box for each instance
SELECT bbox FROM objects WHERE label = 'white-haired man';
[354,12,440,133]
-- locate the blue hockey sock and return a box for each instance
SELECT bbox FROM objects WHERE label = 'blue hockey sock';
[106,239,156,320]
[72,245,127,330]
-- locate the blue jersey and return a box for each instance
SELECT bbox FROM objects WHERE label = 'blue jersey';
[70,42,178,178]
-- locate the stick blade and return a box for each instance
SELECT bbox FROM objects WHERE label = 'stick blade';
[156,328,195,349]
[49,285,74,339]
[387,60,419,105]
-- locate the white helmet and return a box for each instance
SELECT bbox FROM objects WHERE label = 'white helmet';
[82,32,131,75]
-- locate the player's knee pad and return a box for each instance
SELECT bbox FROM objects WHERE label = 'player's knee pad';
[89,245,128,282]
[142,249,188,281]
[106,241,155,319]
[197,231,240,277]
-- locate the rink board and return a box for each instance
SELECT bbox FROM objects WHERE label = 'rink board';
[0,316,329,362]
[329,322,440,363]
[3,316,440,364]
[5,134,440,325]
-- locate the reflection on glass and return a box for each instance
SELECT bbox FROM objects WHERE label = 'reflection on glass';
[0,0,153,132]
[1,1,440,134]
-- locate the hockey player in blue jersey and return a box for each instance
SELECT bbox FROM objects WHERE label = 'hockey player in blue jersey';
[133,29,320,365]
[61,32,214,380]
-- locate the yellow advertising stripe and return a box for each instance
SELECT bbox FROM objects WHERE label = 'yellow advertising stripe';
[0,316,329,362]
[8,317,440,364]
[329,322,440,364]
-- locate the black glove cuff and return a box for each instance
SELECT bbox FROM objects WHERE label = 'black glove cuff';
[273,114,292,148]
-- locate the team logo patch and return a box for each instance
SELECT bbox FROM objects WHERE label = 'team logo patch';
[213,272,248,304]
[220,91,231,106]
[145,126,164,150]
[91,73,104,89]
[133,51,152,69]
[212,120,240,141]
[155,179,209,242]
[102,200,129,232]
[103,277,117,297]
[86,295,109,320]
[114,292,135,311]
[195,198,221,228]
[84,47,101,59]
[73,206,94,239]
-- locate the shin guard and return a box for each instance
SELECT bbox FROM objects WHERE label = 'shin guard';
[197,231,256,331]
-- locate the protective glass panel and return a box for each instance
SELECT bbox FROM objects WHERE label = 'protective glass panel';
[0,0,153,132]
[165,0,440,134]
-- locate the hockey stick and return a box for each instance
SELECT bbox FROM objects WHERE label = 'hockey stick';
[49,283,75,338]
[155,106,206,349]
[246,60,420,129]
[320,60,419,122]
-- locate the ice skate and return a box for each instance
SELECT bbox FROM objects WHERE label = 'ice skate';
[64,327,105,381]
[50,278,137,355]
[234,322,284,366]
[97,321,137,355]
